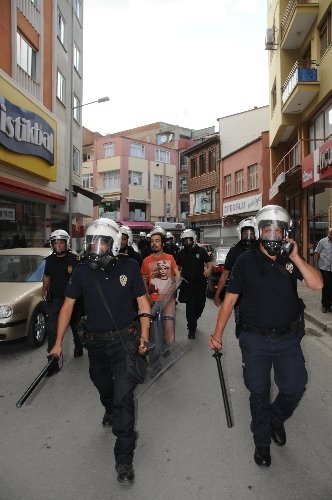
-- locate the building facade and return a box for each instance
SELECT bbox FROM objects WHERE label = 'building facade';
[0,0,91,250]
[267,0,332,262]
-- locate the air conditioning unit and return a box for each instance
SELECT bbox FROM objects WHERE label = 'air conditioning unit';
[265,28,277,50]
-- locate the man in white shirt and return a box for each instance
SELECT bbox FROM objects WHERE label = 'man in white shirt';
[314,227,332,312]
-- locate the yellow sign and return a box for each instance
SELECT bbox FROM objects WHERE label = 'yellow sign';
[0,74,57,181]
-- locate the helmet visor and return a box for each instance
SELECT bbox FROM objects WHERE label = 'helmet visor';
[260,223,285,241]
[241,228,255,240]
[85,235,113,256]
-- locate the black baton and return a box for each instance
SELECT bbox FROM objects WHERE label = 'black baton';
[212,349,233,428]
[16,355,59,408]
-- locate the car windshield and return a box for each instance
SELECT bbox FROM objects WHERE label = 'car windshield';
[0,255,46,283]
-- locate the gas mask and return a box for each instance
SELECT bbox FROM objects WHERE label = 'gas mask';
[182,237,194,253]
[241,228,256,250]
[85,236,117,270]
[259,224,285,257]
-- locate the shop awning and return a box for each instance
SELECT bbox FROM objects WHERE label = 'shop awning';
[127,198,151,205]
[72,185,103,206]
[117,220,154,231]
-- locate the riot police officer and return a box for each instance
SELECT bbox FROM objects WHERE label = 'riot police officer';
[42,229,83,362]
[119,225,143,266]
[50,218,151,484]
[209,205,322,467]
[176,229,212,338]
[214,217,257,306]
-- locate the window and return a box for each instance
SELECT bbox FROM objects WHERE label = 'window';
[103,143,114,158]
[309,103,332,152]
[154,174,163,189]
[73,146,80,174]
[156,149,170,163]
[325,105,332,140]
[73,94,80,122]
[167,177,173,190]
[199,153,206,175]
[319,12,331,59]
[224,175,231,197]
[74,43,80,73]
[16,32,36,79]
[248,164,258,190]
[103,170,120,190]
[83,173,93,189]
[166,203,171,215]
[74,0,82,21]
[208,149,216,172]
[180,154,188,170]
[129,171,142,186]
[180,178,188,193]
[57,10,65,46]
[191,157,198,178]
[235,170,244,194]
[130,143,145,158]
[56,70,65,102]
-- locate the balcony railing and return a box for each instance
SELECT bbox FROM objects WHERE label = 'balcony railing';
[281,0,318,42]
[16,65,40,100]
[17,0,41,32]
[272,140,302,182]
[282,60,318,105]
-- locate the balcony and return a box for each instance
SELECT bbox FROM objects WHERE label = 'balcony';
[281,60,319,114]
[16,66,40,100]
[281,0,318,50]
[272,140,302,183]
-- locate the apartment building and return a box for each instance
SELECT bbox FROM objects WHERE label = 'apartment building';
[0,0,92,250]
[267,0,332,261]
[82,122,215,233]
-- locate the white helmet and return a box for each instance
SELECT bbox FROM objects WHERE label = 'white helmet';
[120,225,133,246]
[84,218,122,258]
[166,231,173,240]
[139,231,147,237]
[180,229,197,246]
[150,226,167,241]
[255,205,291,256]
[237,217,256,249]
[49,229,70,253]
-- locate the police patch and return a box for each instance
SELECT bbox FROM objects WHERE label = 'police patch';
[67,266,73,274]
[285,262,293,273]
[196,254,200,259]
[119,275,127,286]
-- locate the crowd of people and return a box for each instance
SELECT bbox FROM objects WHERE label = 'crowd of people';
[41,204,322,483]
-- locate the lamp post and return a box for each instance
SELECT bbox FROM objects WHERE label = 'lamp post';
[68,96,110,245]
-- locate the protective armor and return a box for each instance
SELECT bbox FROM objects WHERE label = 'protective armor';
[84,218,122,269]
[120,225,134,246]
[237,217,256,250]
[255,205,291,257]
[49,229,70,254]
[180,229,197,246]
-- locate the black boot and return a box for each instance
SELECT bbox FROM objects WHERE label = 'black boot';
[116,464,134,484]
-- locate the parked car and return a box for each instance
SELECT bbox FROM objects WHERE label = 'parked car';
[0,247,51,347]
[197,243,214,257]
[206,246,231,298]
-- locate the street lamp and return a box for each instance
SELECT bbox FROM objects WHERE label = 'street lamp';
[68,96,110,246]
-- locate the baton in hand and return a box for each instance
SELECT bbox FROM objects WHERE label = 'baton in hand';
[212,349,233,428]
[16,354,59,408]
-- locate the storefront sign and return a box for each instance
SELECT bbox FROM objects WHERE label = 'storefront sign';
[0,97,54,165]
[302,137,332,188]
[0,207,15,220]
[269,172,285,200]
[223,194,262,216]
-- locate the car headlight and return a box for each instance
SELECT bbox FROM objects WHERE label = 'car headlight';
[0,305,13,318]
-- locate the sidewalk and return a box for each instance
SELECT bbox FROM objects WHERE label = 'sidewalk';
[298,282,332,335]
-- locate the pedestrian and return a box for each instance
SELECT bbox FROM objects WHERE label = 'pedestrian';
[176,229,212,339]
[208,205,322,467]
[118,225,143,266]
[213,217,257,306]
[49,218,151,484]
[42,229,83,368]
[313,227,332,312]
[137,231,148,252]
[141,226,180,345]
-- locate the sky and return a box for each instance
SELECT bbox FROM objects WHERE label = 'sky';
[82,0,269,135]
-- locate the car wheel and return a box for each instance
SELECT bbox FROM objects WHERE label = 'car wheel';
[27,304,47,347]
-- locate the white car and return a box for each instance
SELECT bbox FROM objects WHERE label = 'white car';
[0,247,51,347]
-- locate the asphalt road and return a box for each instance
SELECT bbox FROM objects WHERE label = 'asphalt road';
[1,298,332,500]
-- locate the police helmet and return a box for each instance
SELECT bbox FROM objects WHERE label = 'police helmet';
[255,205,291,256]
[150,226,167,243]
[120,225,133,246]
[166,231,173,240]
[139,231,147,237]
[237,217,256,249]
[180,228,197,246]
[84,218,122,269]
[49,229,70,253]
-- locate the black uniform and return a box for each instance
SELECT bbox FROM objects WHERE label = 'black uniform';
[228,247,307,448]
[118,245,143,267]
[44,251,82,352]
[65,258,146,466]
[176,245,211,337]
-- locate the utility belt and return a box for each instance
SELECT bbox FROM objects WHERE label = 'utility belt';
[239,317,301,338]
[80,324,137,343]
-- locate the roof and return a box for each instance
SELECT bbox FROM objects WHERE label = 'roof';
[72,185,103,206]
[182,135,219,156]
